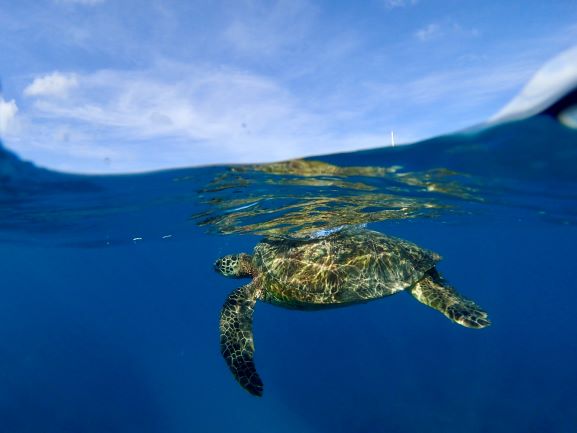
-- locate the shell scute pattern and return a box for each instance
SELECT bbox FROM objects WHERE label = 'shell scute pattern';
[254,229,440,307]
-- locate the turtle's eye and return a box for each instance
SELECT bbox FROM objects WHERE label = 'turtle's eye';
[214,258,223,273]
[214,257,227,275]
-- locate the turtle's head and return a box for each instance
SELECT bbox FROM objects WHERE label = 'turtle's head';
[214,253,253,278]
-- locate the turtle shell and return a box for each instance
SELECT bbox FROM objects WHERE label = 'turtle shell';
[253,228,441,308]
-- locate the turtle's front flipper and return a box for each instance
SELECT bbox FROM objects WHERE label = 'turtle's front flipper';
[220,283,264,396]
[408,269,490,329]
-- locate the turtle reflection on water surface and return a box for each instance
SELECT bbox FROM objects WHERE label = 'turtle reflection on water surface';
[214,227,490,396]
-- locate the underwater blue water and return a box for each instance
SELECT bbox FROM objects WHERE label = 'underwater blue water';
[1,91,577,432]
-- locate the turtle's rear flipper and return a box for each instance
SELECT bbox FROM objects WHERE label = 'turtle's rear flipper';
[220,283,264,396]
[408,269,490,329]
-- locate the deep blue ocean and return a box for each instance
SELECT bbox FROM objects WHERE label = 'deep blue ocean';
[1,89,577,433]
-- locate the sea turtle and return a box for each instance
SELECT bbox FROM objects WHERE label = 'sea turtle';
[214,227,490,396]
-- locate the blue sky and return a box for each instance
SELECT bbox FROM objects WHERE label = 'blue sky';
[0,0,576,173]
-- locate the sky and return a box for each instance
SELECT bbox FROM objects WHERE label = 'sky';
[0,0,576,173]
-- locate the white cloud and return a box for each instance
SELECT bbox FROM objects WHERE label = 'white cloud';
[492,44,577,122]
[383,0,417,9]
[0,97,18,135]
[222,0,316,56]
[55,0,105,5]
[24,72,79,98]
[414,20,478,42]
[27,68,309,142]
[415,23,440,41]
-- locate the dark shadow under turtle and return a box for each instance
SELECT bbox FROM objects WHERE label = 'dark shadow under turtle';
[214,227,490,396]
